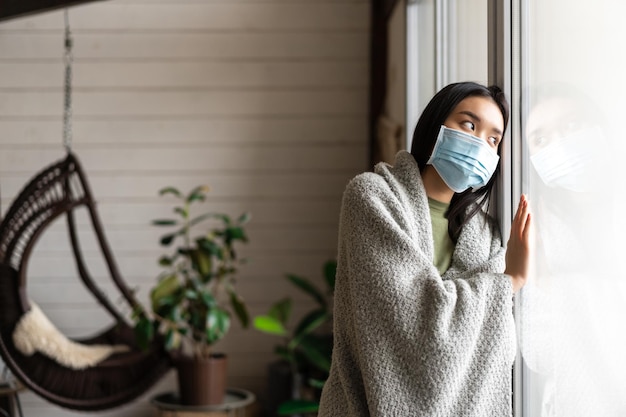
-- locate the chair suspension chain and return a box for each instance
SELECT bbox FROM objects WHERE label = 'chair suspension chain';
[63,8,73,153]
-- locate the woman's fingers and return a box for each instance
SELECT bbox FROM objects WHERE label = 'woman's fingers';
[505,194,533,293]
[519,195,531,238]
[513,194,528,238]
[523,212,532,240]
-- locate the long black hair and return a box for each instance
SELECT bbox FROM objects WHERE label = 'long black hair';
[410,81,509,242]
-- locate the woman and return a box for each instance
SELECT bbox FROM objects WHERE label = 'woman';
[318,82,532,416]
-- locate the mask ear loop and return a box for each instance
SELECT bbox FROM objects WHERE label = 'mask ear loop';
[426,125,447,165]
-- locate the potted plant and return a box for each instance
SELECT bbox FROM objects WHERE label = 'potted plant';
[133,185,251,406]
[253,260,336,416]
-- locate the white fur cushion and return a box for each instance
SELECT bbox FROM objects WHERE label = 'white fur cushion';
[12,302,129,370]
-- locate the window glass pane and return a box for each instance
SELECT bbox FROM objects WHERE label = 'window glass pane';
[406,0,488,149]
[448,0,488,84]
[406,0,436,148]
[520,1,626,415]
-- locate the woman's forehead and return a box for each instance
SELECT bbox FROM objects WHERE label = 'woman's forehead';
[450,96,504,127]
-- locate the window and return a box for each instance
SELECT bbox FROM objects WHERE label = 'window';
[407,1,626,415]
[406,0,436,148]
[406,0,488,149]
[520,0,626,415]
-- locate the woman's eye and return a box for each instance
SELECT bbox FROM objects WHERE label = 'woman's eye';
[532,135,546,148]
[462,121,475,130]
[489,137,499,146]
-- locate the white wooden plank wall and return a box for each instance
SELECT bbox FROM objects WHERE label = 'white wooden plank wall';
[0,0,370,415]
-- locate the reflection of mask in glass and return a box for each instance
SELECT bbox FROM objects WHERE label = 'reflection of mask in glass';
[530,126,603,192]
[427,125,500,193]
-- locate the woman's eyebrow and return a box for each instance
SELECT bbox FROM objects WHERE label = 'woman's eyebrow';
[458,110,480,121]
[459,110,503,136]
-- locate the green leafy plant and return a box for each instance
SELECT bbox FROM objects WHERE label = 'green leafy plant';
[254,260,336,415]
[134,185,251,358]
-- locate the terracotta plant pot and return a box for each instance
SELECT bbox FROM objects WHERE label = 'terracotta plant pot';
[176,353,228,406]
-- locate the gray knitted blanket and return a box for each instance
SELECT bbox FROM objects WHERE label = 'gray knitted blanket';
[319,151,515,417]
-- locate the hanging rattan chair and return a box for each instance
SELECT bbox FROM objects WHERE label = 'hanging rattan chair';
[0,152,172,411]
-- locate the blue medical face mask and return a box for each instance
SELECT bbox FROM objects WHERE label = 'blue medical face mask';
[426,125,500,193]
[530,126,604,192]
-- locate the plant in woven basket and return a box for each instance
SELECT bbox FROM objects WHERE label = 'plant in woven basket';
[133,185,251,359]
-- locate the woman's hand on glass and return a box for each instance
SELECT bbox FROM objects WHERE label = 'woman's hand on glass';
[505,194,533,293]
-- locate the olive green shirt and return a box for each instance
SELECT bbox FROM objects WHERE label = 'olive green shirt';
[428,197,455,275]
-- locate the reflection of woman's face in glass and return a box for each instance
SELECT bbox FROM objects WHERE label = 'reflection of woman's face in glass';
[525,96,605,193]
[526,98,590,156]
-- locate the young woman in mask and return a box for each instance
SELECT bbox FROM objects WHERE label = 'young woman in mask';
[318,82,532,417]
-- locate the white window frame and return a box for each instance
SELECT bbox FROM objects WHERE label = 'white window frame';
[406,0,529,414]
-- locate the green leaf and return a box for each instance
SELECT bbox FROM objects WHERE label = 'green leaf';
[189,309,204,330]
[274,345,293,363]
[184,289,198,300]
[253,316,287,336]
[150,275,180,307]
[289,309,328,350]
[268,298,292,326]
[323,260,337,292]
[152,219,178,226]
[237,212,251,224]
[160,233,177,246]
[215,247,226,261]
[189,213,216,227]
[210,213,231,226]
[200,291,216,308]
[297,335,332,372]
[153,294,177,312]
[286,274,326,307]
[173,206,188,218]
[165,329,182,350]
[229,291,250,328]
[308,377,326,390]
[205,308,230,344]
[130,305,145,322]
[133,315,154,350]
[159,187,182,198]
[186,185,209,204]
[177,247,192,257]
[277,400,319,415]
[163,305,182,323]
[158,255,173,267]
[190,248,212,280]
[226,226,247,243]
[198,237,221,257]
